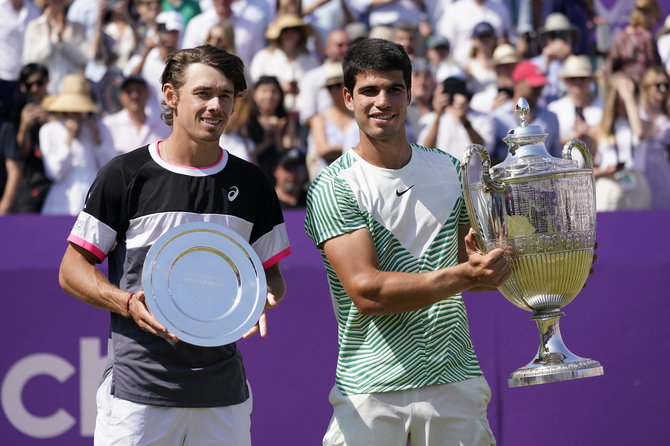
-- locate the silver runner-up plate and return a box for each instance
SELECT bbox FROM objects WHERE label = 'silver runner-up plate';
[142,222,267,347]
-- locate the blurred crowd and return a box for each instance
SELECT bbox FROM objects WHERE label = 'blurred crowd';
[2,0,670,215]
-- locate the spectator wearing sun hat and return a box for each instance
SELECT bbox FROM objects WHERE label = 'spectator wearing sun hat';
[488,60,561,164]
[250,14,320,113]
[40,74,116,215]
[528,12,580,106]
[547,55,602,163]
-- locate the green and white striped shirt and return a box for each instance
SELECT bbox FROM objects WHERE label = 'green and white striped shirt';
[304,144,483,396]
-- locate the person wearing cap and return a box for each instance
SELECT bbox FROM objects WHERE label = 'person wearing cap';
[469,42,518,113]
[305,60,355,182]
[425,35,451,69]
[39,73,116,215]
[125,10,183,117]
[274,147,308,207]
[102,75,171,155]
[59,45,290,444]
[249,13,320,113]
[297,28,350,129]
[547,55,602,156]
[182,0,264,68]
[464,22,498,97]
[22,0,91,96]
[418,76,492,161]
[305,38,510,446]
[529,12,580,105]
[489,59,561,164]
[436,0,516,67]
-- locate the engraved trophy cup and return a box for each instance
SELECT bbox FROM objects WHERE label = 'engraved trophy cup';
[461,98,604,387]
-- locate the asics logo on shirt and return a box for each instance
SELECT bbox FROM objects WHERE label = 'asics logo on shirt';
[395,185,414,196]
[228,186,239,201]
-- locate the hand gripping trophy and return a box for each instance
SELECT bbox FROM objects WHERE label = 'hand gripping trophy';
[461,98,604,387]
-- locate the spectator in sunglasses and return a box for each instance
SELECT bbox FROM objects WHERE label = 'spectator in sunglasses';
[529,12,579,106]
[10,63,52,213]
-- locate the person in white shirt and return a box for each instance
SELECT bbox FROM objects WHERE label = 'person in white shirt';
[547,55,603,163]
[182,0,263,68]
[40,74,116,215]
[0,0,40,83]
[297,28,351,128]
[124,11,182,117]
[418,76,492,161]
[437,0,515,67]
[102,75,170,155]
[22,0,91,95]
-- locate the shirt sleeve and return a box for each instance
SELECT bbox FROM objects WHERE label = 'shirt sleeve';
[304,167,367,248]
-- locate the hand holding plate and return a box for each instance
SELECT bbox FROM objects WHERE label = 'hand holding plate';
[127,290,179,342]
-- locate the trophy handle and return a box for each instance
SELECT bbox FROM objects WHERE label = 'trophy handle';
[461,144,505,193]
[562,139,594,170]
[461,144,505,253]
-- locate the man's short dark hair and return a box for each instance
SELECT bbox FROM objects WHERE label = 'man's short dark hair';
[342,38,412,93]
[160,45,247,126]
[19,63,49,87]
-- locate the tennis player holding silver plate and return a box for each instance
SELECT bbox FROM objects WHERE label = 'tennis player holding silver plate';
[461,98,603,387]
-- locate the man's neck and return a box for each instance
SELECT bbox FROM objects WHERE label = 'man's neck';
[163,133,221,167]
[354,134,412,169]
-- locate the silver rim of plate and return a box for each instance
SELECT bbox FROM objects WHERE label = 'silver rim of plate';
[141,222,266,347]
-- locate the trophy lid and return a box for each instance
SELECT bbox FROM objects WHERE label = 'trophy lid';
[502,98,548,146]
[493,98,577,180]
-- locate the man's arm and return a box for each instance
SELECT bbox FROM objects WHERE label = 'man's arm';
[59,243,177,341]
[322,225,509,316]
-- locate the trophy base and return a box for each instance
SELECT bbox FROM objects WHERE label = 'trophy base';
[508,358,604,387]
[508,311,604,387]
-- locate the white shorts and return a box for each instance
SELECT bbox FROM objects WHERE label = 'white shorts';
[323,377,495,446]
[94,373,252,446]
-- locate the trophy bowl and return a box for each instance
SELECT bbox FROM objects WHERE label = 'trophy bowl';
[461,98,604,387]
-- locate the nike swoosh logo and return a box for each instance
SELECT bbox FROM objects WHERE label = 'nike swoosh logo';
[395,185,414,196]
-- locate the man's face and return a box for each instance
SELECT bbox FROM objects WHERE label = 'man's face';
[411,69,435,102]
[21,72,48,102]
[164,63,236,143]
[120,82,149,113]
[565,76,592,98]
[393,29,416,57]
[158,31,180,58]
[134,0,160,21]
[343,69,410,143]
[325,30,350,61]
[275,162,306,194]
[212,0,232,17]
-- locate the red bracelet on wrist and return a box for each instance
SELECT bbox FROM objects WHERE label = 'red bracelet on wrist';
[126,293,136,317]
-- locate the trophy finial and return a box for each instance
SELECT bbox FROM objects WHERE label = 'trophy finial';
[515,97,530,127]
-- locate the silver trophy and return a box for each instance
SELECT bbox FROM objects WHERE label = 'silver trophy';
[461,98,604,387]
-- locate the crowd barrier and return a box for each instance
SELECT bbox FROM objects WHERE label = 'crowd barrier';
[1,210,668,445]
